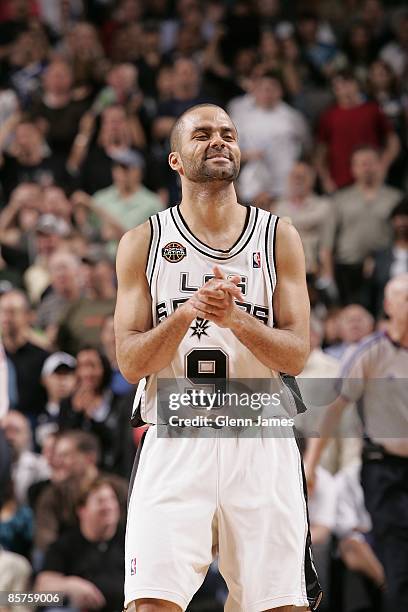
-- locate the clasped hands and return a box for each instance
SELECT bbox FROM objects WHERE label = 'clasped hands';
[185,265,244,328]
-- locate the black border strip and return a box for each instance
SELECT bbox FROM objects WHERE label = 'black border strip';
[170,206,259,261]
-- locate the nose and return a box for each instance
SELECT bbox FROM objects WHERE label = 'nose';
[209,133,226,149]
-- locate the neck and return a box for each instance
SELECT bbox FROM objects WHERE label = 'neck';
[179,182,245,249]
[387,321,408,348]
[357,180,381,195]
[117,182,139,198]
[60,285,81,301]
[289,193,308,205]
[180,181,238,226]
[81,521,116,542]
[338,94,362,108]
[177,86,197,101]
[394,239,408,249]
[2,329,27,352]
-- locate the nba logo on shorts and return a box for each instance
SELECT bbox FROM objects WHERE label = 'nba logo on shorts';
[252,252,261,268]
[130,558,137,575]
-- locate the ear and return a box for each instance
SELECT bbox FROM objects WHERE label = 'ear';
[168,151,184,175]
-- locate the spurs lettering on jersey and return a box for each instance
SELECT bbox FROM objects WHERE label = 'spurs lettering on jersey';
[141,205,281,423]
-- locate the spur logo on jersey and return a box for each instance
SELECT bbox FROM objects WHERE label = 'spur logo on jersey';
[162,242,186,263]
[130,557,137,575]
[252,252,261,268]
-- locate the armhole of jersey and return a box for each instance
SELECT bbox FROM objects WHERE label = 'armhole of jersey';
[145,214,162,291]
[264,213,279,298]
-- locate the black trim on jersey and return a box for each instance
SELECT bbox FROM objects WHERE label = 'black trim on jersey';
[148,214,162,287]
[145,217,154,275]
[264,213,279,295]
[273,215,279,282]
[265,215,273,291]
[127,428,148,507]
[295,439,323,610]
[176,204,250,253]
[170,206,259,261]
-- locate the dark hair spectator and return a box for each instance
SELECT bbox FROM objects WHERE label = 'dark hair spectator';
[58,347,135,477]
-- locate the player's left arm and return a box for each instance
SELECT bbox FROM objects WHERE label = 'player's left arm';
[229,220,310,375]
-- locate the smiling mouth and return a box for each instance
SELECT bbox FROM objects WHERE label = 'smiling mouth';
[206,155,231,161]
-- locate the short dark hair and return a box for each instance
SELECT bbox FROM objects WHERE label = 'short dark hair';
[76,475,119,509]
[169,103,227,153]
[331,68,358,83]
[390,197,408,220]
[56,430,101,463]
[76,346,112,393]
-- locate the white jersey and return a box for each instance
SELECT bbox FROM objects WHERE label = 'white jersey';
[138,204,290,424]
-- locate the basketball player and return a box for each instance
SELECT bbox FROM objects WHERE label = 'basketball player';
[305,274,408,612]
[115,104,322,612]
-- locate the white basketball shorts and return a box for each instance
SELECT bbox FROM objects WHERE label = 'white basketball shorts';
[125,426,322,611]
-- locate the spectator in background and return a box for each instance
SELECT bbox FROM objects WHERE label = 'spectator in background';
[367,58,407,189]
[30,59,91,165]
[72,150,162,256]
[380,9,408,81]
[36,352,77,449]
[0,337,8,419]
[334,459,385,612]
[230,71,311,203]
[297,316,362,475]
[274,161,330,274]
[62,21,108,96]
[316,70,400,193]
[343,21,377,84]
[100,315,133,397]
[0,289,49,419]
[35,250,83,346]
[68,104,145,194]
[321,146,401,304]
[5,27,49,109]
[0,119,71,200]
[35,477,125,612]
[24,214,71,305]
[154,57,214,142]
[3,410,50,505]
[0,477,33,558]
[325,304,374,361]
[56,256,116,355]
[0,183,42,284]
[34,431,127,554]
[41,186,73,224]
[0,549,31,612]
[365,197,408,316]
[59,347,134,477]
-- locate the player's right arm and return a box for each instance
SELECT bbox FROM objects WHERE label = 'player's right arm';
[114,222,198,383]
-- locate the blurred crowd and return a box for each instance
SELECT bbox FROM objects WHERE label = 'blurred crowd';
[0,0,407,611]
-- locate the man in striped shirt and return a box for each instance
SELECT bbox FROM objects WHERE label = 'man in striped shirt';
[305,273,408,611]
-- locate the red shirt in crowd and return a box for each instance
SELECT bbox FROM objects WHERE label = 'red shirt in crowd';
[317,101,392,188]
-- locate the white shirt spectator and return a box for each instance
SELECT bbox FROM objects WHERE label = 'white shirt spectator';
[308,465,337,532]
[334,460,372,541]
[11,450,51,505]
[231,101,311,200]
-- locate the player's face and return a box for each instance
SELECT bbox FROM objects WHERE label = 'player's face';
[177,108,240,183]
